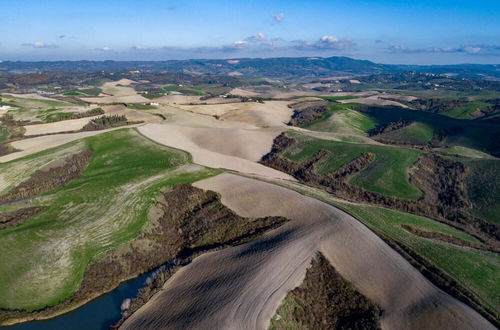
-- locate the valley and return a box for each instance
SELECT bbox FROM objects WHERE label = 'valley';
[0,57,498,329]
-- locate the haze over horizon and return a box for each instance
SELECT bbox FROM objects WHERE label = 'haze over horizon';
[1,0,499,65]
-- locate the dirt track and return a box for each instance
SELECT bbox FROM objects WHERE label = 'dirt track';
[120,173,493,330]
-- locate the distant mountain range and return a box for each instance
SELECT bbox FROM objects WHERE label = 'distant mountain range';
[1,56,499,79]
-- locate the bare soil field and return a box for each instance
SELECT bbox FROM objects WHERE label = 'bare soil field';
[174,101,293,127]
[138,124,293,180]
[120,173,493,330]
[102,104,159,122]
[23,116,102,136]
[81,79,150,104]
[155,95,240,105]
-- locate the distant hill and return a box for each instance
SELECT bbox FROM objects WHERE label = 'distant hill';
[1,56,499,79]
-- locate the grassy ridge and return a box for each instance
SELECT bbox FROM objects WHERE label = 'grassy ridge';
[0,128,219,311]
[284,132,423,200]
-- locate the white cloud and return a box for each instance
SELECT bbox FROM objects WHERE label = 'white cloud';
[273,13,285,22]
[96,46,112,52]
[388,44,486,54]
[246,32,266,42]
[21,41,57,49]
[232,40,247,47]
[463,46,481,54]
[293,35,356,50]
[132,45,150,50]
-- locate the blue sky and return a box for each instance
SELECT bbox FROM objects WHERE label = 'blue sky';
[0,0,499,64]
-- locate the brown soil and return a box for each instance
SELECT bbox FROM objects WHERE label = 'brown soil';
[0,207,43,230]
[261,133,499,245]
[0,184,287,325]
[287,100,329,126]
[0,149,92,203]
[273,252,381,330]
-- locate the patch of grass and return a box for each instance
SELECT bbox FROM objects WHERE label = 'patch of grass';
[44,112,78,122]
[127,103,158,110]
[0,125,8,142]
[285,132,423,200]
[162,85,205,96]
[63,91,85,96]
[0,128,220,311]
[377,122,434,145]
[465,158,500,224]
[79,88,101,96]
[437,146,494,159]
[442,101,489,119]
[304,103,377,134]
[269,295,307,330]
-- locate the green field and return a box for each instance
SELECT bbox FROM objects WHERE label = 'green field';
[163,85,205,96]
[63,88,101,97]
[465,158,500,224]
[284,132,423,200]
[126,103,158,110]
[304,103,377,135]
[63,91,85,96]
[0,128,219,311]
[43,112,77,122]
[442,101,489,119]
[376,122,434,145]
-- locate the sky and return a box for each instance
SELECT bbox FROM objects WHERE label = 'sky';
[0,0,499,64]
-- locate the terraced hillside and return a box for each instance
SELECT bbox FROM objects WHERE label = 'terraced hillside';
[283,131,423,200]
